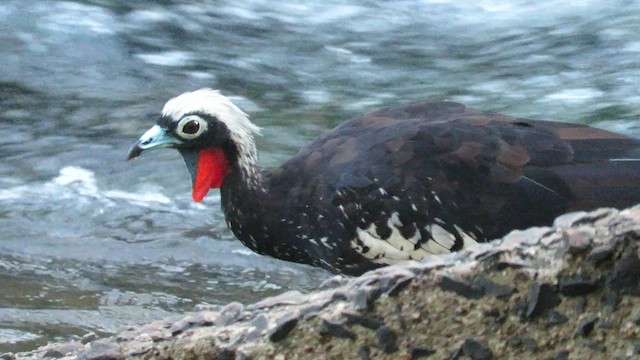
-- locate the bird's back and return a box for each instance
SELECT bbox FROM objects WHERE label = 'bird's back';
[265,100,640,270]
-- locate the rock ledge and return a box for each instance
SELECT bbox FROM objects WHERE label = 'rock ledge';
[8,206,640,359]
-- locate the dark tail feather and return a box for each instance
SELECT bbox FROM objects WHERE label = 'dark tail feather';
[551,159,640,211]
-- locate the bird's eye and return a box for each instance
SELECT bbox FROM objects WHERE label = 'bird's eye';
[183,120,200,134]
[176,116,207,139]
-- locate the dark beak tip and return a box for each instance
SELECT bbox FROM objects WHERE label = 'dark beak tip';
[126,144,143,161]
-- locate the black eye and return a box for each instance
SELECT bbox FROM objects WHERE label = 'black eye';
[176,116,207,139]
[182,120,200,134]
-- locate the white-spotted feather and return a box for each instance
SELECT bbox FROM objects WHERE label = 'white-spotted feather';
[351,212,479,265]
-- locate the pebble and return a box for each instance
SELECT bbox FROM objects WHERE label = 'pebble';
[551,350,570,360]
[525,282,559,320]
[603,290,619,312]
[587,245,614,264]
[576,316,599,337]
[460,338,493,360]
[330,291,348,302]
[394,304,408,333]
[357,345,371,360]
[218,348,236,360]
[300,303,327,320]
[250,291,305,309]
[553,211,588,228]
[438,275,483,299]
[170,317,194,336]
[472,277,514,298]
[545,310,569,328]
[190,311,218,326]
[349,287,380,311]
[505,335,537,352]
[565,228,593,254]
[216,302,244,326]
[605,248,640,293]
[41,350,64,359]
[268,314,298,343]
[408,346,436,358]
[558,276,599,296]
[319,319,356,340]
[124,341,153,357]
[41,343,84,358]
[80,340,123,360]
[245,316,268,342]
[574,297,587,313]
[342,312,385,330]
[584,341,606,352]
[386,277,413,297]
[81,332,98,344]
[320,275,349,289]
[350,289,370,311]
[374,326,398,354]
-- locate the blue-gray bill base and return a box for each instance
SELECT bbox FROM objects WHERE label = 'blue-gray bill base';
[128,89,640,276]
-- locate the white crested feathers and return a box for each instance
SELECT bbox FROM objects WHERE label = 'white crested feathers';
[162,89,263,187]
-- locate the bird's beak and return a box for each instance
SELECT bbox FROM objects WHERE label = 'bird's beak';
[127,125,182,160]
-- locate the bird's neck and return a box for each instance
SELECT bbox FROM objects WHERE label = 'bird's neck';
[219,146,273,254]
[231,139,263,190]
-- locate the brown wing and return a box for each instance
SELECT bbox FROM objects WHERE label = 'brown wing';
[266,101,640,269]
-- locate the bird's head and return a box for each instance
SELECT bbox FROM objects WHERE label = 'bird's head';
[128,89,261,202]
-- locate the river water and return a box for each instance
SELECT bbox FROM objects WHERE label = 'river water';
[1,0,639,352]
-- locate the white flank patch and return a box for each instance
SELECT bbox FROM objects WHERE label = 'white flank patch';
[455,225,479,248]
[354,227,409,263]
[429,223,456,249]
[351,215,480,265]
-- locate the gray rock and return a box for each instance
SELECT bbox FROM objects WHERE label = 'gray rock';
[11,205,640,360]
[342,312,385,330]
[375,326,398,354]
[357,345,370,360]
[81,332,98,345]
[473,277,514,298]
[460,338,493,360]
[576,315,599,337]
[319,319,356,340]
[267,314,298,343]
[525,282,559,320]
[79,340,123,360]
[408,346,436,358]
[439,274,484,299]
[559,276,599,296]
[41,343,84,358]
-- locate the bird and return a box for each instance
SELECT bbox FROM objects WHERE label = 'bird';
[127,89,640,276]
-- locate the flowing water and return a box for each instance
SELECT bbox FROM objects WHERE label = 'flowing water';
[1,0,639,352]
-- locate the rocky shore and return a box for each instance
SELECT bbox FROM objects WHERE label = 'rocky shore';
[5,205,640,360]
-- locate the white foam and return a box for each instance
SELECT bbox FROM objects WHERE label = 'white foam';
[135,51,193,67]
[0,166,172,207]
[39,2,118,35]
[0,328,41,344]
[103,190,172,205]
[544,88,604,104]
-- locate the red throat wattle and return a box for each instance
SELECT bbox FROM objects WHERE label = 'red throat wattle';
[192,148,229,202]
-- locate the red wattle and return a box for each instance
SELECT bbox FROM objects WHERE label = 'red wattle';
[192,148,229,202]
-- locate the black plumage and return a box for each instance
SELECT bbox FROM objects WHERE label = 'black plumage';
[128,90,640,275]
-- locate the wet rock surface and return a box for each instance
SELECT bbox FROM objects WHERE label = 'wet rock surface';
[10,206,640,359]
